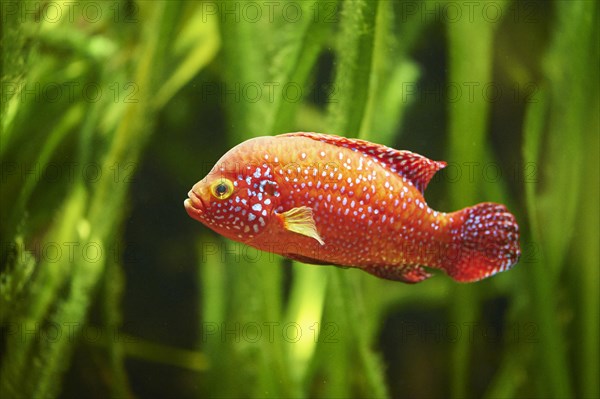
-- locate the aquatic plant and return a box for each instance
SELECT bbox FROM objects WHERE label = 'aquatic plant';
[1,1,597,398]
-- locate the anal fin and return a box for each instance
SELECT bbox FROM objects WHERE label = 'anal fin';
[364,264,432,284]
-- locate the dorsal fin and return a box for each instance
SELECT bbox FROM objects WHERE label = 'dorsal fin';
[279,132,446,193]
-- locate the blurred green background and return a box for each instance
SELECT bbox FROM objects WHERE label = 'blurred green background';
[1,1,598,398]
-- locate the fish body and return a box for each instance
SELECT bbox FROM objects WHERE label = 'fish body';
[184,132,520,283]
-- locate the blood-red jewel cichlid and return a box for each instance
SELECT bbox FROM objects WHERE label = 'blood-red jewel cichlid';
[184,132,520,283]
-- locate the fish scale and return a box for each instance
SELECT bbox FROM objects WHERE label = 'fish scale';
[185,132,521,283]
[274,140,439,265]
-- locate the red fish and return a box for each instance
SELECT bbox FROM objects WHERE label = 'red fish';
[184,132,520,283]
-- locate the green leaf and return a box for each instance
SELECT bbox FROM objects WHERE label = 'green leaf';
[327,0,379,137]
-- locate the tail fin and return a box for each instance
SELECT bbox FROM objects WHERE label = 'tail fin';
[446,203,520,282]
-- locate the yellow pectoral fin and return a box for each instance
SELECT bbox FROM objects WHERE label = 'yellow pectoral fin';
[278,206,324,245]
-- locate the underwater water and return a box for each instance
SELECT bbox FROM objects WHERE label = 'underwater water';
[1,1,598,398]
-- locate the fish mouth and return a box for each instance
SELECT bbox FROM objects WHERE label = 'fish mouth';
[184,189,206,219]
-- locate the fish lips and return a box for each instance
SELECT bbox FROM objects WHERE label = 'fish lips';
[184,189,206,220]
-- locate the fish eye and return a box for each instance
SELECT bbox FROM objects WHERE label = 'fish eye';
[210,178,234,200]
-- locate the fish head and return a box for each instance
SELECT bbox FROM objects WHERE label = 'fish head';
[184,137,282,241]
